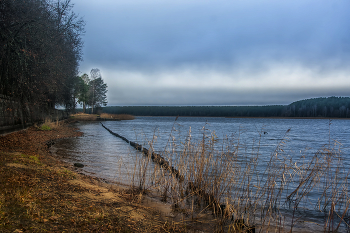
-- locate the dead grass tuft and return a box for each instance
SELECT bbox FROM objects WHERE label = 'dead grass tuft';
[100,113,135,120]
[70,113,98,121]
[70,113,135,121]
[36,118,62,131]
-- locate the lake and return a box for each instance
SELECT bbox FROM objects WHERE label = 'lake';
[51,117,350,231]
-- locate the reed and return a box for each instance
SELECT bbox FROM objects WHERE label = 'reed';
[37,118,61,130]
[115,121,350,232]
[99,113,135,120]
[71,113,135,121]
[70,113,98,121]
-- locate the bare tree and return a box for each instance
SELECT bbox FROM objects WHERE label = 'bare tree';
[0,0,85,121]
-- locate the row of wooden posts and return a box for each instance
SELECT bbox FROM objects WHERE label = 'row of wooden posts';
[100,123,256,231]
[100,123,184,181]
[100,122,226,213]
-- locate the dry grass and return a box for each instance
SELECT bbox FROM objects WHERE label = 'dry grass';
[110,121,350,232]
[100,113,135,120]
[70,113,135,121]
[36,118,62,131]
[70,113,98,121]
[0,123,186,233]
[0,152,185,232]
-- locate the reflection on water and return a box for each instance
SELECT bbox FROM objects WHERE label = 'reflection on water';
[51,122,156,185]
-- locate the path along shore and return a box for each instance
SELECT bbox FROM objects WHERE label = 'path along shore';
[0,120,186,232]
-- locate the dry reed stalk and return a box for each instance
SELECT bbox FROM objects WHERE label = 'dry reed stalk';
[71,113,135,121]
[38,117,62,130]
[70,113,98,121]
[114,114,135,120]
[99,113,135,120]
[110,120,349,232]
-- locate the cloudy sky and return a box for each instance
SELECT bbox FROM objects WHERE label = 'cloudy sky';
[72,0,350,106]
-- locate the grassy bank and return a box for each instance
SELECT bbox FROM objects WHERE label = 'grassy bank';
[0,121,184,232]
[70,113,135,121]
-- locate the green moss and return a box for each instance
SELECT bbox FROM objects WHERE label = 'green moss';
[29,155,41,164]
[18,154,42,165]
[40,124,51,131]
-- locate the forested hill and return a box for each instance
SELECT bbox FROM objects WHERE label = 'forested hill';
[284,97,350,118]
[102,97,350,118]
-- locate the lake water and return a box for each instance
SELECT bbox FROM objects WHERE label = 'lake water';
[52,117,350,180]
[51,117,350,231]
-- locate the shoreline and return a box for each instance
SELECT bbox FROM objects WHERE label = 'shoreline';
[132,115,350,120]
[1,120,334,232]
[0,120,184,232]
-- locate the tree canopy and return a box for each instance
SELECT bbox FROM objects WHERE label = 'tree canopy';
[0,0,85,110]
[76,69,108,113]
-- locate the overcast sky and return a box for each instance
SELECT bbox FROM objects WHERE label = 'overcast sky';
[72,0,350,106]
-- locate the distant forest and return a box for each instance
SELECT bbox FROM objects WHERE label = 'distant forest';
[100,97,350,118]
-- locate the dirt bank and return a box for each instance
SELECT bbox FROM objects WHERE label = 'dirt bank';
[0,120,185,232]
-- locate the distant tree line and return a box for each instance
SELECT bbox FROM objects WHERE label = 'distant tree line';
[102,105,284,117]
[0,0,84,113]
[101,97,350,118]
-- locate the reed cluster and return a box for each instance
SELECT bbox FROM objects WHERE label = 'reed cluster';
[99,113,135,120]
[112,122,350,232]
[71,113,135,121]
[36,118,61,130]
[70,113,98,121]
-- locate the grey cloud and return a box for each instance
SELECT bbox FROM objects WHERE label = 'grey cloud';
[77,0,350,72]
[73,0,350,105]
[108,85,350,106]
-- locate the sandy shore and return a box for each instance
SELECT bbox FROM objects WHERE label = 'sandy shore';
[0,120,186,232]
